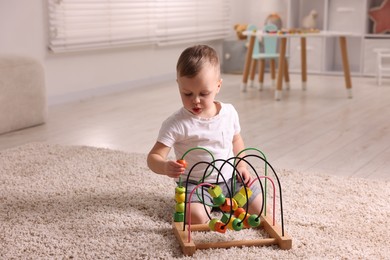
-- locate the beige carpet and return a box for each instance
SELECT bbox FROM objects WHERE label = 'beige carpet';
[0,143,389,259]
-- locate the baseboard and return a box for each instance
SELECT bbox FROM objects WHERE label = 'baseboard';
[48,72,175,106]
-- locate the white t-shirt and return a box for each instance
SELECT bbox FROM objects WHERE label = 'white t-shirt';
[157,102,241,183]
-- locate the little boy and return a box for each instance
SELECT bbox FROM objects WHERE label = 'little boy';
[147,45,263,224]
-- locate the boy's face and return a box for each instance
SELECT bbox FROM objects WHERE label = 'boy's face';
[177,62,221,118]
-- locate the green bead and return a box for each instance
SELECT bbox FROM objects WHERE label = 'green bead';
[232,218,243,231]
[248,214,261,227]
[174,212,184,222]
[175,202,185,213]
[208,218,219,231]
[220,213,231,224]
[175,186,186,194]
[213,193,226,206]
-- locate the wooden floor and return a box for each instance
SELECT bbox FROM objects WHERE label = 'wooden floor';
[1,73,389,180]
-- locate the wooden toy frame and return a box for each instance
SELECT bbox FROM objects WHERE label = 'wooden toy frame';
[173,213,292,256]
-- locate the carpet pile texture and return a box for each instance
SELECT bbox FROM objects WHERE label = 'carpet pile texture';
[0,143,389,259]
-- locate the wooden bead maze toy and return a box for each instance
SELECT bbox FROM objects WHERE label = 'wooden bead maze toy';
[172,147,292,256]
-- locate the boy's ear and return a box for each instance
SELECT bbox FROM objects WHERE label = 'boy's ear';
[216,78,223,93]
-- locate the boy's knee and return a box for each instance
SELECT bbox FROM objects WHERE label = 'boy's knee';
[186,203,210,224]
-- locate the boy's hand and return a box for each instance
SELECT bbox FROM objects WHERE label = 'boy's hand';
[164,160,185,178]
[237,167,253,186]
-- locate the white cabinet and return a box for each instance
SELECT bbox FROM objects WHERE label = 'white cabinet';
[285,0,390,76]
[289,37,323,73]
[363,38,390,75]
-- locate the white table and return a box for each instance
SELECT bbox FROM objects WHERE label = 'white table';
[241,31,358,100]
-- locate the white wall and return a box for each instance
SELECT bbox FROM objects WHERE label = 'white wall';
[0,0,249,105]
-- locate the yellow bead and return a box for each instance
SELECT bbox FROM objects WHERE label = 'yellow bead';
[227,216,236,230]
[175,192,185,203]
[239,186,252,199]
[208,185,222,198]
[231,198,238,211]
[233,192,247,207]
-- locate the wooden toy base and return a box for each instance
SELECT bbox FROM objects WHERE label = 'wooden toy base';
[172,214,292,256]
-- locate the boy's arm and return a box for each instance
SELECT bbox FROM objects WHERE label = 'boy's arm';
[233,133,246,157]
[232,133,252,185]
[147,142,185,178]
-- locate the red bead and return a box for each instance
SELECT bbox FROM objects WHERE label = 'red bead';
[214,221,227,233]
[208,218,219,231]
[234,207,246,218]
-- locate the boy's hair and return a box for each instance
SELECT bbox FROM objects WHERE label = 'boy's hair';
[176,45,220,78]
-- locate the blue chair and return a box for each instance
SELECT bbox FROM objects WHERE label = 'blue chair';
[248,24,290,91]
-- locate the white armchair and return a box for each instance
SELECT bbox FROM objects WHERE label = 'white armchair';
[374,49,390,86]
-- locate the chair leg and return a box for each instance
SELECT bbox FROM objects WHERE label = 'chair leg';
[249,59,257,88]
[284,58,290,90]
[258,59,265,91]
[270,59,276,86]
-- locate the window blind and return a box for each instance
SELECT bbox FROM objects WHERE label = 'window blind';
[47,0,231,53]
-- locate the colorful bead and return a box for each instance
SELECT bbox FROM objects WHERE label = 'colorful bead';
[238,212,251,228]
[175,186,186,194]
[175,202,185,213]
[238,186,252,199]
[248,214,261,227]
[227,216,236,230]
[174,212,184,222]
[175,192,185,203]
[208,185,222,198]
[234,207,246,218]
[214,221,227,233]
[233,192,247,208]
[208,218,219,231]
[232,218,243,231]
[213,193,226,206]
[220,198,239,212]
[220,213,231,224]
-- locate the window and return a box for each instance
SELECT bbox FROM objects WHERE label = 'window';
[47,0,231,53]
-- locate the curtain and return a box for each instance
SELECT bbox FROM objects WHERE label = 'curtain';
[47,0,231,53]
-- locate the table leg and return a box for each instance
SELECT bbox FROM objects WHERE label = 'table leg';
[300,37,307,90]
[241,35,255,92]
[275,37,287,100]
[339,36,353,98]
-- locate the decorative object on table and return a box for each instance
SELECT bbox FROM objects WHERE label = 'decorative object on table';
[301,9,318,30]
[264,13,282,30]
[369,0,390,34]
[233,23,249,40]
